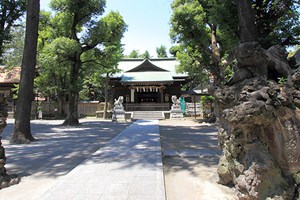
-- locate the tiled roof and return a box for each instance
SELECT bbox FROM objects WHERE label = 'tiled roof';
[121,71,174,82]
[112,58,188,82]
[0,67,21,83]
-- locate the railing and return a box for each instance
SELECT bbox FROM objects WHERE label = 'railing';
[124,103,171,111]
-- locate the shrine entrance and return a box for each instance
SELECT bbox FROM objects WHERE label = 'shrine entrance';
[137,92,158,103]
[109,58,190,111]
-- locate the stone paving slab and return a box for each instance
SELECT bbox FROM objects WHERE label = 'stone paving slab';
[39,120,166,200]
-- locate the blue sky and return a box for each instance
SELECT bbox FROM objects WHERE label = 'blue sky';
[40,0,174,57]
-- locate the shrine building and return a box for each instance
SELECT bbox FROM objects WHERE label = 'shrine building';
[109,58,190,111]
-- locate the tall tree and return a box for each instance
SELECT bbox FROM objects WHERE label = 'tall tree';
[0,0,26,63]
[170,0,300,86]
[37,37,78,117]
[170,0,226,85]
[253,0,300,48]
[214,0,300,48]
[11,0,40,144]
[156,45,168,58]
[80,44,123,119]
[47,0,127,126]
[237,0,258,42]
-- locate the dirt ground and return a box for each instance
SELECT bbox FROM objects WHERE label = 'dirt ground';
[159,119,238,200]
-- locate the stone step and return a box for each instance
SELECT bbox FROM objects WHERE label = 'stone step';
[132,111,164,120]
[7,112,14,119]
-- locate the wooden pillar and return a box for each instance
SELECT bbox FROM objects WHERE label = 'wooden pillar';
[160,87,164,103]
[130,88,135,102]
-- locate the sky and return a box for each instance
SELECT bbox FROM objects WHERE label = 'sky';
[40,0,174,57]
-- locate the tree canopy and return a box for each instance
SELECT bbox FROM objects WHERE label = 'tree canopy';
[37,0,127,125]
[156,45,168,58]
[170,0,300,87]
[0,0,26,63]
[2,23,25,67]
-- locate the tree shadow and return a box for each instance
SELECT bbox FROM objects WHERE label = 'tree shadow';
[76,120,165,170]
[159,122,222,177]
[2,119,131,178]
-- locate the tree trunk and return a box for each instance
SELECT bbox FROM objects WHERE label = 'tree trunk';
[237,0,258,42]
[57,92,65,117]
[211,25,223,85]
[62,90,79,126]
[10,0,40,144]
[103,73,109,119]
[62,59,80,126]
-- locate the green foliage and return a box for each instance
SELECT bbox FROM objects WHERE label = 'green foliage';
[126,50,152,58]
[170,0,300,88]
[200,95,214,104]
[37,37,80,99]
[2,24,25,67]
[174,45,210,90]
[170,0,210,45]
[253,0,300,48]
[170,0,233,85]
[156,45,167,58]
[127,50,140,58]
[224,65,234,82]
[37,0,127,104]
[12,84,19,100]
[278,77,287,85]
[141,50,150,58]
[80,43,123,101]
[211,0,300,48]
[0,0,27,63]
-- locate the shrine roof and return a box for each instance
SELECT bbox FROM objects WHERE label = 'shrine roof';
[121,71,174,83]
[112,58,188,82]
[0,66,21,83]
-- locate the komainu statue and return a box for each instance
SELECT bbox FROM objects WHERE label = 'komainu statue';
[226,42,292,86]
[171,95,180,106]
[114,96,124,107]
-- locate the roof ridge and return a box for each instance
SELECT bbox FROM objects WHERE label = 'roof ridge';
[125,58,169,72]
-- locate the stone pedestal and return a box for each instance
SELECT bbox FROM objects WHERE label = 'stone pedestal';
[170,104,183,119]
[112,106,125,122]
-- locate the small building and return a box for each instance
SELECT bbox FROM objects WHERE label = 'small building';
[109,58,190,111]
[0,66,21,112]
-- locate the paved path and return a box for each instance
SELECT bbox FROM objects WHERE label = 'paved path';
[39,120,165,200]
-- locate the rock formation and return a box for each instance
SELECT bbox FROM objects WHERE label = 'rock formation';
[215,43,300,199]
[0,94,20,189]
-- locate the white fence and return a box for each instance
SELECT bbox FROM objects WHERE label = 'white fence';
[185,102,202,116]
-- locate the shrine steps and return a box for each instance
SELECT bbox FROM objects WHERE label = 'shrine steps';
[132,111,165,120]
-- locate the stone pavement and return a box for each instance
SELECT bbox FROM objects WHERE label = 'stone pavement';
[39,120,165,200]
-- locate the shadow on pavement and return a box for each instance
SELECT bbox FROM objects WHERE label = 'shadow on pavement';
[1,120,131,178]
[160,121,221,176]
